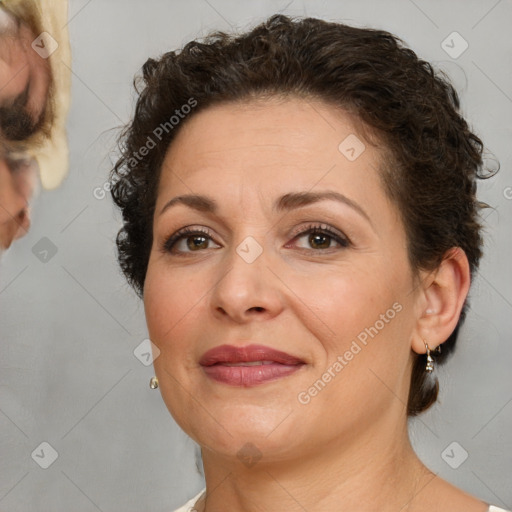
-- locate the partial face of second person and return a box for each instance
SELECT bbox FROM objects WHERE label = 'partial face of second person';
[0,8,49,251]
[144,96,427,464]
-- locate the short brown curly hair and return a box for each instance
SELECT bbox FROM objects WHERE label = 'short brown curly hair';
[110,14,491,415]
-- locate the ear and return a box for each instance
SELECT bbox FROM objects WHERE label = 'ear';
[411,247,471,355]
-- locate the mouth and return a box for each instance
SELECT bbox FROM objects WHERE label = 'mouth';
[199,344,306,387]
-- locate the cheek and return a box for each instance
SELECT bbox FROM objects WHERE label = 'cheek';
[290,263,414,390]
[287,264,401,351]
[144,263,200,341]
[143,260,215,379]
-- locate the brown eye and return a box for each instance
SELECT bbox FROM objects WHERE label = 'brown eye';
[186,235,209,251]
[308,232,332,249]
[290,225,350,251]
[163,227,221,254]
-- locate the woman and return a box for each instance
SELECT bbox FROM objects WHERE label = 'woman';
[110,14,508,512]
[0,0,71,254]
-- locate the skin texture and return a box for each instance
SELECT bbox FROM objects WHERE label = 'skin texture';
[0,10,49,250]
[144,97,484,511]
[0,154,34,249]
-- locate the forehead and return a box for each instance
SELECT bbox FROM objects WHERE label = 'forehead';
[159,97,385,197]
[171,97,350,153]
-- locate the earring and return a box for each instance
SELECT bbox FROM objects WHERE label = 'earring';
[424,342,434,373]
[149,376,159,389]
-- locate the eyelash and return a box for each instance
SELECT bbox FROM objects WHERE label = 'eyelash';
[162,223,350,255]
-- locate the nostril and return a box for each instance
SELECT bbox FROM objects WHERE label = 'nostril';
[15,207,27,225]
[14,207,31,240]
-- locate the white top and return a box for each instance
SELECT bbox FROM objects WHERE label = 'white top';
[172,489,205,511]
[172,490,509,512]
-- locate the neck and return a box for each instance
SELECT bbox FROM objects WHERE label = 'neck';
[197,419,434,512]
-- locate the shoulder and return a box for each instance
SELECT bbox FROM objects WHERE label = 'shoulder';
[417,474,494,512]
[171,488,206,512]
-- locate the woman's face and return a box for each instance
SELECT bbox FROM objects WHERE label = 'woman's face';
[144,97,423,462]
[0,16,51,139]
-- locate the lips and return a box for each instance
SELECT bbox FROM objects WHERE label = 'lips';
[199,344,305,387]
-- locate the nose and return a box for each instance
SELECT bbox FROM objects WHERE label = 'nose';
[0,157,33,250]
[210,240,285,324]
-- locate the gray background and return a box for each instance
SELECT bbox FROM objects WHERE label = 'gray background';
[1,0,511,510]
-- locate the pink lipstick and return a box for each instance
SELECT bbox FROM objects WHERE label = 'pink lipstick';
[199,344,305,387]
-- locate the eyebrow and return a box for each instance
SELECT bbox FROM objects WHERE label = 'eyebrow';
[159,190,372,225]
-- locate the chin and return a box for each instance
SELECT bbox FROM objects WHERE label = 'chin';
[201,431,299,466]
[182,404,297,455]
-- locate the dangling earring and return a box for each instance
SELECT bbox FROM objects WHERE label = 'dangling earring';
[149,376,159,389]
[424,342,434,372]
